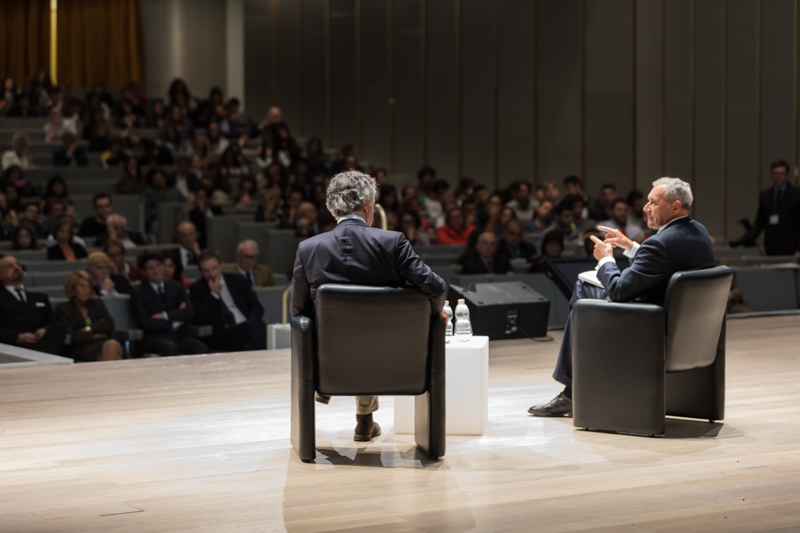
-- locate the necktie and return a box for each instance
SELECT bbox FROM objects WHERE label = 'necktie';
[158,285,167,310]
[15,288,26,303]
[773,187,783,212]
[487,259,494,274]
[187,251,196,265]
[247,271,255,287]
[620,226,627,237]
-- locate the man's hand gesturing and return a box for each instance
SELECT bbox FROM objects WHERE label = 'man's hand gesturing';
[597,225,634,253]
[590,235,614,261]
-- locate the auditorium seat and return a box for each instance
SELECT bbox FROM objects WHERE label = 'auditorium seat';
[732,266,799,313]
[206,214,260,262]
[27,271,74,288]
[21,260,88,274]
[263,229,306,278]
[291,284,446,462]
[156,202,186,245]
[254,284,291,324]
[572,266,733,436]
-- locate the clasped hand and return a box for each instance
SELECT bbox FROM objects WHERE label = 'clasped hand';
[591,226,635,262]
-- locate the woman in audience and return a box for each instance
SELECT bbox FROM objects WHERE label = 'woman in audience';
[270,122,300,167]
[103,239,143,282]
[220,145,251,177]
[206,122,229,159]
[2,77,16,110]
[436,207,475,246]
[161,123,191,158]
[188,187,222,249]
[164,104,194,141]
[48,216,87,261]
[42,175,72,212]
[305,137,328,178]
[235,176,258,207]
[10,225,37,251]
[162,249,191,290]
[379,184,399,214]
[480,193,505,233]
[2,133,34,170]
[168,78,195,111]
[255,188,281,222]
[88,121,111,152]
[3,165,37,197]
[2,183,20,225]
[456,229,481,266]
[101,138,130,168]
[146,100,166,129]
[114,100,140,129]
[529,230,565,273]
[255,139,275,170]
[143,168,185,232]
[117,156,145,194]
[56,271,123,362]
[525,200,556,234]
[400,210,431,247]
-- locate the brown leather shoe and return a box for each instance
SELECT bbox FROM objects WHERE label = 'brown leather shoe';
[354,414,381,441]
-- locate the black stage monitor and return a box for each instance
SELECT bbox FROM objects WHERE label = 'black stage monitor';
[448,281,550,340]
[543,257,631,299]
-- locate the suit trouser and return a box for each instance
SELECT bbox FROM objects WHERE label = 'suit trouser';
[15,323,66,355]
[209,320,267,352]
[143,332,208,357]
[317,395,379,415]
[552,280,610,389]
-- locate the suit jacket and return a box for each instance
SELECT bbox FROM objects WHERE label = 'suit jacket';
[55,299,115,346]
[291,217,447,317]
[0,287,57,344]
[95,231,146,248]
[130,279,195,338]
[497,239,538,262]
[47,241,88,261]
[224,264,276,287]
[93,273,132,296]
[743,183,800,255]
[597,216,716,306]
[53,146,88,167]
[190,273,264,332]
[462,254,514,275]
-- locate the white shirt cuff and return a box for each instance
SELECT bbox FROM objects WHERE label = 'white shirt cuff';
[211,292,220,299]
[624,242,640,258]
[597,256,616,268]
[162,311,169,320]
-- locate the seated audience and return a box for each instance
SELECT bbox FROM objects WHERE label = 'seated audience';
[191,250,267,352]
[79,192,114,238]
[277,187,306,229]
[5,93,37,117]
[226,240,275,287]
[235,176,258,207]
[19,202,49,240]
[10,225,37,251]
[117,156,145,195]
[86,251,132,296]
[131,249,208,357]
[88,121,111,152]
[498,219,537,263]
[175,221,202,267]
[55,271,123,362]
[296,202,320,238]
[425,179,451,228]
[507,181,536,222]
[96,214,146,248]
[143,168,185,232]
[462,231,514,275]
[169,156,199,198]
[524,200,556,234]
[2,133,34,170]
[564,194,597,235]
[590,183,618,221]
[553,201,581,244]
[53,132,88,166]
[47,216,88,261]
[626,189,649,235]
[162,249,191,290]
[101,137,130,167]
[436,207,475,246]
[0,255,65,354]
[188,188,223,249]
[563,175,591,219]
[3,165,37,197]
[400,210,431,246]
[529,230,566,273]
[103,239,143,282]
[598,198,646,243]
[44,105,77,143]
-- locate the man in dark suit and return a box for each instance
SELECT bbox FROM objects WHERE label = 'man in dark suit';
[731,159,800,256]
[292,170,447,442]
[191,250,267,352]
[462,231,514,275]
[0,255,66,354]
[225,240,276,287]
[86,252,132,296]
[78,192,114,239]
[529,177,716,417]
[497,219,537,263]
[131,249,208,357]
[52,132,88,167]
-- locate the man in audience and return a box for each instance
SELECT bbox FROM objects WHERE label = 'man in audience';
[425,179,451,228]
[86,251,132,296]
[168,156,199,198]
[292,170,447,442]
[498,219,537,263]
[598,198,646,243]
[191,250,267,352]
[590,183,618,221]
[626,190,649,234]
[175,221,202,267]
[553,201,581,245]
[0,255,65,354]
[528,178,715,417]
[563,175,591,220]
[731,159,800,256]
[103,239,143,282]
[53,132,88,167]
[507,181,536,222]
[79,193,114,238]
[564,194,597,235]
[44,105,77,143]
[463,231,514,275]
[296,202,320,238]
[131,249,208,357]
[95,214,146,248]
[226,240,276,287]
[20,203,49,240]
[278,188,306,229]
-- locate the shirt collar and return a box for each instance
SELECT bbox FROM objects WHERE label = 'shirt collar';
[657,215,689,233]
[149,281,164,292]
[237,266,249,277]
[5,284,24,293]
[776,182,788,193]
[337,214,366,225]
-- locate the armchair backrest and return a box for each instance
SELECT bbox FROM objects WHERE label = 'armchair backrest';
[663,266,733,372]
[315,284,432,396]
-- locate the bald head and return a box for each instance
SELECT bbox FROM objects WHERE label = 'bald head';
[176,221,198,250]
[476,231,498,260]
[236,240,259,273]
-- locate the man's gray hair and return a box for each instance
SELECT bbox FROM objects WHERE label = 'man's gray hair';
[652,177,693,210]
[326,170,378,217]
[236,239,259,254]
[107,213,127,225]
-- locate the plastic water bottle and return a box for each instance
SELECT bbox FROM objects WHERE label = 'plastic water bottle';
[444,300,454,336]
[454,299,473,342]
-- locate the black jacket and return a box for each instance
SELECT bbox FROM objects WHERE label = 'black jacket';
[189,273,264,332]
[291,217,446,317]
[0,287,57,344]
[55,299,115,345]
[497,239,538,263]
[47,242,88,261]
[130,279,195,339]
[742,183,800,255]
[597,217,716,306]
[462,254,514,275]
[53,147,88,167]
[93,274,132,296]
[78,216,106,238]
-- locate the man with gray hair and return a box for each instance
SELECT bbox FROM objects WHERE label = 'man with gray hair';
[291,170,447,442]
[529,177,716,417]
[226,240,276,287]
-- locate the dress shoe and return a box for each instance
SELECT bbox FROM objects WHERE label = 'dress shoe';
[354,414,381,441]
[315,393,330,405]
[528,392,572,417]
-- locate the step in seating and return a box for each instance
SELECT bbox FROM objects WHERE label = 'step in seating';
[733,266,799,312]
[21,260,88,273]
[71,194,144,235]
[206,214,260,262]
[157,202,186,245]
[235,221,280,252]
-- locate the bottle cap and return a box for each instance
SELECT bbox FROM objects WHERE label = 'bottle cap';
[445,300,449,305]
[458,299,465,304]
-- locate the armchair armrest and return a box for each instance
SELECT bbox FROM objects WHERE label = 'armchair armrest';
[114,330,144,342]
[290,315,316,462]
[189,325,214,338]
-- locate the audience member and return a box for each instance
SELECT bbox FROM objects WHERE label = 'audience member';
[79,193,114,238]
[5,93,37,117]
[161,249,191,290]
[524,200,556,234]
[400,210,431,247]
[296,202,320,238]
[498,219,537,263]
[226,240,275,287]
[19,202,48,240]
[507,181,536,222]
[626,190,649,234]
[55,271,123,362]
[3,165,37,197]
[101,137,130,167]
[462,231,514,275]
[103,239,143,282]
[590,183,618,221]
[529,230,565,273]
[417,165,436,203]
[47,217,87,261]
[175,221,202,267]
[425,179,451,228]
[553,201,581,244]
[88,121,111,152]
[188,188,223,249]
[86,251,132,296]
[191,250,267,352]
[143,168,185,232]
[598,198,646,243]
[0,255,65,354]
[10,225,37,251]
[44,105,77,143]
[131,249,207,356]
[117,156,145,194]
[2,133,34,170]
[563,175,591,218]
[206,122,229,158]
[436,207,474,246]
[169,156,199,198]
[277,187,306,229]
[96,214,146,248]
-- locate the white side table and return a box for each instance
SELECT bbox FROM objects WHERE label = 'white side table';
[394,335,489,436]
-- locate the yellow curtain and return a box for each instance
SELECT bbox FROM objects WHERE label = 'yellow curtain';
[57,0,146,88]
[0,0,51,85]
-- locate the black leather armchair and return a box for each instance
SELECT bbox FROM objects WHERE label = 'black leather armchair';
[290,284,446,462]
[572,266,733,436]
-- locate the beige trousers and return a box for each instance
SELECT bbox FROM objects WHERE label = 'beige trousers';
[317,395,379,415]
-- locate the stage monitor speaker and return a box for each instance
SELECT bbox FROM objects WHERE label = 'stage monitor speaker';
[448,281,550,340]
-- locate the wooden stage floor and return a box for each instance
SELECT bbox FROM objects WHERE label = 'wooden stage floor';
[1,316,800,532]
